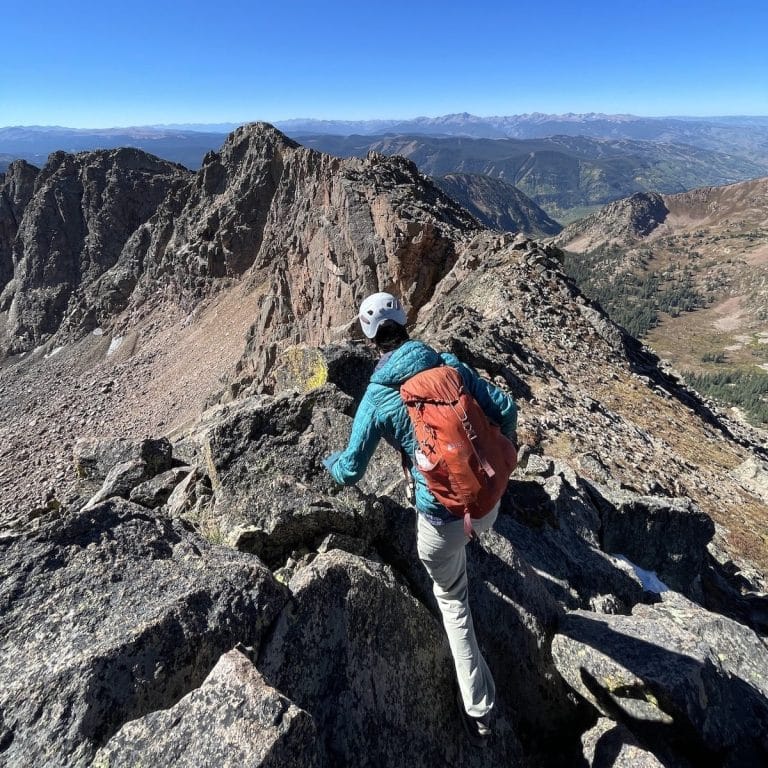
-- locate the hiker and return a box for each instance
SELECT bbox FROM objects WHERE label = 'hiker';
[323,292,518,747]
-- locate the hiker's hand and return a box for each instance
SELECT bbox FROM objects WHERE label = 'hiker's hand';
[323,451,343,473]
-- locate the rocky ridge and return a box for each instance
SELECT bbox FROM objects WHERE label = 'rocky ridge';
[553,191,671,251]
[553,177,768,252]
[0,123,478,517]
[0,124,477,372]
[1,124,768,767]
[0,149,190,353]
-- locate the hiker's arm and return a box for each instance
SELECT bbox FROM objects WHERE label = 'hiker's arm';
[327,390,383,485]
[454,361,518,440]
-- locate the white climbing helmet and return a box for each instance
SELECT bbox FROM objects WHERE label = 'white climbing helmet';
[358,292,407,339]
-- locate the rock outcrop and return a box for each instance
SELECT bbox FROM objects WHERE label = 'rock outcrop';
[552,593,768,766]
[95,649,324,768]
[0,149,189,353]
[259,549,526,767]
[165,125,478,387]
[0,499,287,766]
[73,436,174,484]
[192,385,397,563]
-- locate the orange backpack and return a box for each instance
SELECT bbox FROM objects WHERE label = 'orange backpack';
[400,366,517,537]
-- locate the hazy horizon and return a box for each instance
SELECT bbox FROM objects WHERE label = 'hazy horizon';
[3,112,768,134]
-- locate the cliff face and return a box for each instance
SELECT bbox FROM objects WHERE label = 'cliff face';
[0,124,478,377]
[121,123,478,384]
[1,125,767,768]
[0,149,189,353]
[0,160,39,295]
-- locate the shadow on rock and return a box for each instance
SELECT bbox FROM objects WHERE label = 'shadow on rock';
[552,597,768,768]
[257,549,526,767]
[584,481,715,601]
[467,529,592,767]
[701,560,768,637]
[500,472,652,613]
[582,716,666,768]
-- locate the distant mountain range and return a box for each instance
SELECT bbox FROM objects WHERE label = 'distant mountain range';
[298,133,768,222]
[4,112,768,163]
[3,114,768,222]
[277,113,768,171]
[276,112,768,151]
[0,126,229,171]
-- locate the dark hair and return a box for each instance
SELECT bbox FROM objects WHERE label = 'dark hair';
[373,319,409,352]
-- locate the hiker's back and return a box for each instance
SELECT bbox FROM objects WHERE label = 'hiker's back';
[400,365,517,534]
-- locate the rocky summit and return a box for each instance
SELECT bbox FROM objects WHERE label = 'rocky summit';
[1,123,767,767]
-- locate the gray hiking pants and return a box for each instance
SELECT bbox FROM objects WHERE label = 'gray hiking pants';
[416,502,499,719]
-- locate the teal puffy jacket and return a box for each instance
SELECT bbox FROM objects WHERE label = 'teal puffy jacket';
[329,340,518,524]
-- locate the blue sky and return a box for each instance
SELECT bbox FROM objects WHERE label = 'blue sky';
[2,0,767,127]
